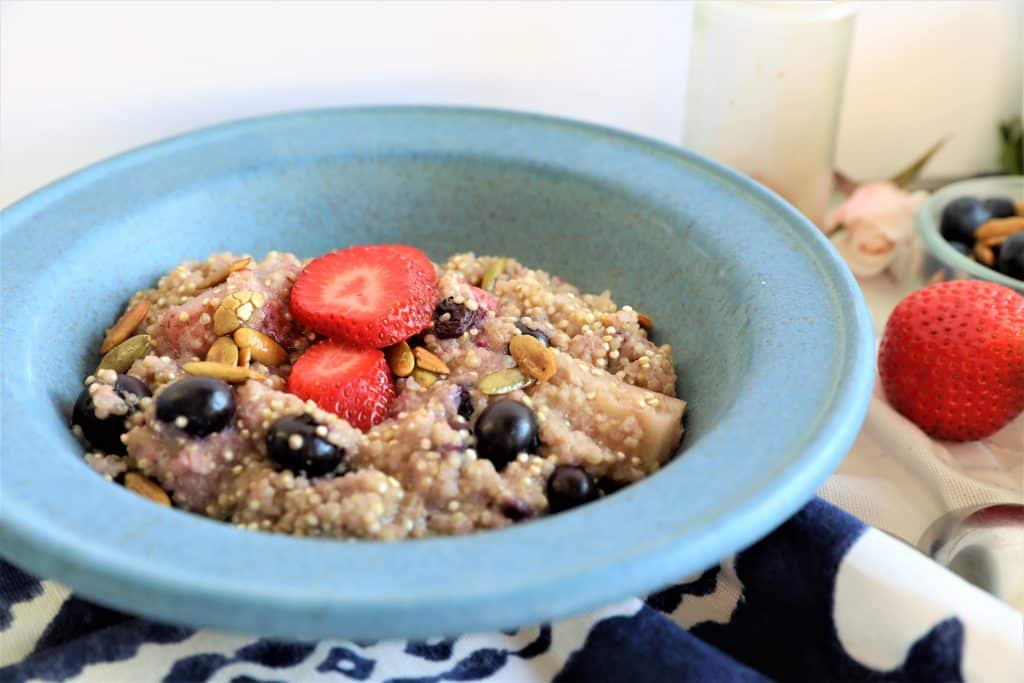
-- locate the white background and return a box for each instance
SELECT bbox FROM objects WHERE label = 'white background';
[2,0,1021,209]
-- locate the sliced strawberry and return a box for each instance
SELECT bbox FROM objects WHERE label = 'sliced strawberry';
[287,340,394,431]
[290,245,436,348]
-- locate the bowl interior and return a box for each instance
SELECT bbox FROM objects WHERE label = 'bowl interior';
[0,108,874,639]
[917,176,1024,291]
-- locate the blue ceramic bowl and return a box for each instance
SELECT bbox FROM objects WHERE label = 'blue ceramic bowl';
[0,107,874,639]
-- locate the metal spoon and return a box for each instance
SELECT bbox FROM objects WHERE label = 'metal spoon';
[917,504,1024,610]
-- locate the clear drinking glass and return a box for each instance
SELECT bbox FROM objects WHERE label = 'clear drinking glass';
[683,1,857,228]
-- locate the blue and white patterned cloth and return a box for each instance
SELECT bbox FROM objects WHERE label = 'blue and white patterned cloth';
[1,499,1020,682]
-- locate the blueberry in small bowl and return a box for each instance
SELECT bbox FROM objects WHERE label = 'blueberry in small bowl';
[917,176,1024,292]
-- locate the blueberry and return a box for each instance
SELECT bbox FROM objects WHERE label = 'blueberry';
[155,376,235,437]
[996,232,1024,281]
[433,298,482,339]
[474,399,539,470]
[596,477,630,496]
[499,498,534,521]
[71,374,151,455]
[455,385,474,420]
[940,196,991,246]
[982,197,1016,219]
[514,322,549,347]
[266,414,344,476]
[546,465,599,513]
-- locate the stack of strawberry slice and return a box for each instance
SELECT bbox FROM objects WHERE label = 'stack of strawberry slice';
[287,244,437,430]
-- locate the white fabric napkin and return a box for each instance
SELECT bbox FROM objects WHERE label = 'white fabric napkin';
[820,383,1023,547]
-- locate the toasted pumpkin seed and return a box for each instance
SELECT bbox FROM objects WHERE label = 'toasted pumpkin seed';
[213,290,262,335]
[637,312,654,332]
[100,300,151,354]
[213,307,240,336]
[182,361,265,383]
[509,334,556,383]
[386,341,415,377]
[98,334,151,373]
[233,328,288,366]
[481,258,506,292]
[478,367,534,395]
[194,256,252,291]
[238,346,252,368]
[411,367,440,387]
[413,346,450,375]
[206,336,240,365]
[124,472,171,506]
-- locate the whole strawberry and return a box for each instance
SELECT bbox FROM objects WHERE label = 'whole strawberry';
[879,280,1024,441]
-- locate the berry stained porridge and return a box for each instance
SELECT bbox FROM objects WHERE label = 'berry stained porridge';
[72,245,686,540]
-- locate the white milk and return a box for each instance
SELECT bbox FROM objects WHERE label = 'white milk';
[684,1,857,228]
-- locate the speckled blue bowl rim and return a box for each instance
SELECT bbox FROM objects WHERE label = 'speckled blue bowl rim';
[916,176,1024,291]
[0,106,875,639]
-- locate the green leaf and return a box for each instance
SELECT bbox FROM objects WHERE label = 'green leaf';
[889,137,949,188]
[999,116,1023,175]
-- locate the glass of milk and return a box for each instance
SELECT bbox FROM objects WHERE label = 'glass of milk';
[683,1,858,229]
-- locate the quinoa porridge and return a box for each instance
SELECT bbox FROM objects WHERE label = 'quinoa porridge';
[72,245,686,540]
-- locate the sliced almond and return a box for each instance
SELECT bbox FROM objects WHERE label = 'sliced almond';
[98,334,151,373]
[509,334,556,383]
[411,367,440,388]
[974,242,995,266]
[124,472,171,507]
[233,328,288,366]
[206,336,240,365]
[478,367,534,395]
[182,361,265,383]
[100,300,151,354]
[975,216,1024,241]
[481,258,506,292]
[636,312,654,332]
[981,233,1009,248]
[194,256,252,291]
[413,346,450,375]
[238,346,252,369]
[386,341,415,377]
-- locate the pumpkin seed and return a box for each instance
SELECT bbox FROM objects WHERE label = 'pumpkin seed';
[194,256,252,291]
[386,341,415,377]
[213,290,262,335]
[182,361,265,383]
[478,367,534,395]
[411,367,440,387]
[509,334,556,383]
[98,334,151,373]
[124,472,171,506]
[637,312,654,332]
[481,258,505,292]
[413,346,450,375]
[100,300,151,354]
[206,336,240,365]
[233,328,288,366]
